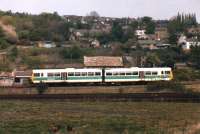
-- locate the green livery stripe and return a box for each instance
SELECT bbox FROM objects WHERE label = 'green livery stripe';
[33,77,61,81]
[105,76,139,79]
[67,76,101,80]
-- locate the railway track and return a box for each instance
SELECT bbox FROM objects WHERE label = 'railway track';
[0,93,200,102]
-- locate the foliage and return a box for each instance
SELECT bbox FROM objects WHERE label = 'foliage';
[167,13,197,44]
[36,81,48,94]
[111,21,129,43]
[146,81,186,92]
[174,69,200,81]
[9,46,18,61]
[190,46,200,69]
[140,16,156,34]
[146,53,161,67]
[22,56,42,69]
[60,46,83,59]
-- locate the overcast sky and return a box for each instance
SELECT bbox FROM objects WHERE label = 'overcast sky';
[0,0,199,22]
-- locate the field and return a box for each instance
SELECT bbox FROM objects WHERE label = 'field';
[0,101,200,134]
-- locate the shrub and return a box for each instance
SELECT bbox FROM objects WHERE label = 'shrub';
[174,69,200,81]
[146,81,186,93]
[36,81,48,94]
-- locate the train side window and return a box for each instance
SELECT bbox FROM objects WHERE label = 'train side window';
[75,72,81,76]
[88,72,94,76]
[133,72,138,75]
[126,72,132,76]
[145,71,151,75]
[48,73,54,77]
[95,72,101,76]
[34,73,40,77]
[55,73,60,77]
[119,72,125,76]
[113,72,119,76]
[68,72,74,76]
[81,72,87,76]
[106,72,112,76]
[41,73,44,77]
[165,71,170,74]
[152,72,158,75]
[161,71,164,74]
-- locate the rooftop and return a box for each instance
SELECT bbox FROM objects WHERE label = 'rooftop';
[84,56,123,67]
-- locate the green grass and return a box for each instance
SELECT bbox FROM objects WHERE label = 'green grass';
[0,101,200,134]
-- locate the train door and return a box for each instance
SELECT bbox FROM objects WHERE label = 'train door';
[102,68,105,83]
[139,71,145,80]
[61,73,66,80]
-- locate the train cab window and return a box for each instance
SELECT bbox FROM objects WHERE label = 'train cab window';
[55,73,60,77]
[88,72,94,76]
[75,72,81,76]
[48,73,54,77]
[119,72,125,76]
[152,72,158,75]
[126,72,132,76]
[165,71,170,75]
[81,72,87,76]
[95,72,101,76]
[145,71,151,75]
[68,72,74,76]
[106,72,112,76]
[34,73,40,77]
[133,72,139,75]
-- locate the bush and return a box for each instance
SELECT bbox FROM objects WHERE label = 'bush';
[174,69,200,81]
[146,81,186,93]
[60,46,83,59]
[36,81,48,94]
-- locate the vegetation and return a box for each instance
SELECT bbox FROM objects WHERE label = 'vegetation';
[36,81,48,94]
[146,81,186,92]
[0,101,200,133]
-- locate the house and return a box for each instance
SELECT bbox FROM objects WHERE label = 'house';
[37,41,56,48]
[90,39,100,48]
[0,72,14,87]
[135,30,148,39]
[0,52,7,63]
[155,27,169,40]
[13,70,32,86]
[178,35,200,50]
[84,56,123,68]
[138,40,158,50]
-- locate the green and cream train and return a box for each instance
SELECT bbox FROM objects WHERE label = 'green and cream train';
[32,67,173,84]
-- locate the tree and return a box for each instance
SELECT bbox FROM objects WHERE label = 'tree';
[141,16,155,34]
[88,11,100,17]
[190,46,200,69]
[60,46,83,59]
[146,53,161,67]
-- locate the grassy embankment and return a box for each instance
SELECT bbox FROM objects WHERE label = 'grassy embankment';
[0,101,200,134]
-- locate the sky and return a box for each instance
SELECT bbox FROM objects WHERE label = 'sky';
[0,0,200,22]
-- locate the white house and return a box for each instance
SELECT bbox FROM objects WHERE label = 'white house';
[182,41,200,50]
[178,35,200,50]
[135,30,148,39]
